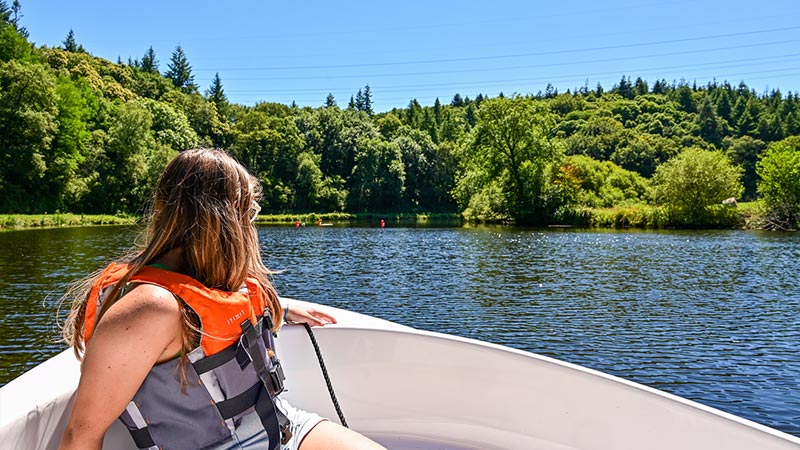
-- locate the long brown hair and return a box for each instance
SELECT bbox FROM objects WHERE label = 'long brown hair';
[63,148,282,360]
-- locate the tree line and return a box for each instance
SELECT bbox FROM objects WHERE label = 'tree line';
[1,2,798,229]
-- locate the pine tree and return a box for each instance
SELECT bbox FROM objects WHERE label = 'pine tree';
[465,104,477,127]
[407,99,422,126]
[433,97,442,125]
[652,79,668,94]
[736,81,751,99]
[164,46,197,92]
[697,96,722,146]
[780,93,799,135]
[325,93,336,108]
[634,77,648,96]
[362,85,373,115]
[736,99,758,136]
[0,1,25,34]
[756,115,783,142]
[451,93,464,107]
[766,114,784,141]
[422,108,438,142]
[595,82,604,97]
[616,75,634,99]
[62,29,78,52]
[140,46,159,74]
[206,72,227,108]
[10,0,26,37]
[732,96,747,125]
[544,83,557,98]
[675,84,696,113]
[767,89,783,112]
[422,108,433,132]
[354,89,364,111]
[348,96,356,110]
[0,2,10,25]
[10,0,18,22]
[716,90,732,123]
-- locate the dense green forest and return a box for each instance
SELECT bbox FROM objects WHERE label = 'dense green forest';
[1,2,799,229]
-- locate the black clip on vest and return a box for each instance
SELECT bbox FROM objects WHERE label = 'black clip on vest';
[240,313,292,448]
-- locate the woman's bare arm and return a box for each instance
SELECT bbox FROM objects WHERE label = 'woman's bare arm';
[282,301,337,327]
[58,284,183,450]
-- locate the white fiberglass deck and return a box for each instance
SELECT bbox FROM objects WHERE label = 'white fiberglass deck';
[1,300,798,450]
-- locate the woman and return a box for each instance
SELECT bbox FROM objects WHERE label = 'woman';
[59,148,386,450]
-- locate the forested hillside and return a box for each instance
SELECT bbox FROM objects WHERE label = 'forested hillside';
[1,2,798,228]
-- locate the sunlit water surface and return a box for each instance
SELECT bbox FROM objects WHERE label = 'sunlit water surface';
[0,225,797,436]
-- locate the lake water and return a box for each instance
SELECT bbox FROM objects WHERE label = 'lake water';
[0,225,798,437]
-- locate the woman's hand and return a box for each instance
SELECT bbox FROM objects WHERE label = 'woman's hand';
[284,303,337,327]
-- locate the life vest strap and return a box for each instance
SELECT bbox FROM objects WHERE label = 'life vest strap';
[240,317,290,449]
[128,427,157,449]
[254,382,292,449]
[240,318,286,397]
[191,340,253,375]
[121,401,157,450]
[192,313,278,378]
[192,342,239,374]
[216,382,261,419]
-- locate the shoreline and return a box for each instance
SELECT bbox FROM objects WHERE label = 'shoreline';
[1,204,788,231]
[0,214,140,231]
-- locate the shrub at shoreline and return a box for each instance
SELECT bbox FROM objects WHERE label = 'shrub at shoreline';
[0,214,139,230]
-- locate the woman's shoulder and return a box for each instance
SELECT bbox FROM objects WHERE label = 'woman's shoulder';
[90,282,183,359]
[107,283,183,325]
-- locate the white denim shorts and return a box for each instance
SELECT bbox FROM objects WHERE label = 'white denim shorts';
[210,397,326,450]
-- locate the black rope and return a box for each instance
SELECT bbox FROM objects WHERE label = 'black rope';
[302,323,348,428]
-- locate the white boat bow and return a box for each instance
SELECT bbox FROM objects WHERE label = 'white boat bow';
[1,300,798,450]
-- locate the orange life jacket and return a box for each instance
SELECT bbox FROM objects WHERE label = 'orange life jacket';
[84,262,290,450]
[84,262,267,356]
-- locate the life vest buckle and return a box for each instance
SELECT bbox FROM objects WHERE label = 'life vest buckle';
[267,360,286,396]
[280,421,293,445]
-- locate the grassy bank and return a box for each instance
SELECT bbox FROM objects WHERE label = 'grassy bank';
[253,212,355,224]
[254,212,463,226]
[576,202,761,229]
[1,212,463,230]
[1,206,774,230]
[0,214,139,230]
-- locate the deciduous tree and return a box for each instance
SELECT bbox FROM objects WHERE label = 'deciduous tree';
[350,138,405,211]
[651,148,743,225]
[463,96,560,222]
[0,61,59,212]
[756,138,800,229]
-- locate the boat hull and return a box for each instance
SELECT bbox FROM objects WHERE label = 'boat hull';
[1,302,798,449]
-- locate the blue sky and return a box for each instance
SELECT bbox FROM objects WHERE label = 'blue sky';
[19,0,800,112]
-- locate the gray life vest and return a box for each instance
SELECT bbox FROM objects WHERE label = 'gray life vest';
[119,315,289,450]
[87,265,291,450]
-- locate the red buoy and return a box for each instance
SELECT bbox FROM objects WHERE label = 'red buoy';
[380,219,385,228]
